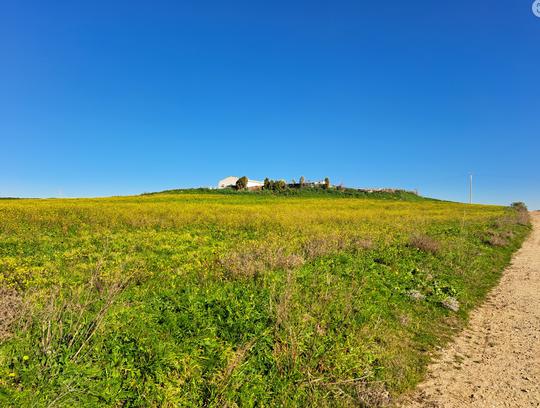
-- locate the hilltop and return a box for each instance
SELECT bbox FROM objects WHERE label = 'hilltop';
[144,186,429,201]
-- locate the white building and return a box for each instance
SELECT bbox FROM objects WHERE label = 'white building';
[218,176,239,189]
[246,179,264,189]
[217,176,264,189]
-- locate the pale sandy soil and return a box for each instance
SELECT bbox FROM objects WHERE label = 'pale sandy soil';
[401,212,540,408]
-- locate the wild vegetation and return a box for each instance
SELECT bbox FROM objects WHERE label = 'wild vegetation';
[151,185,423,201]
[0,191,530,407]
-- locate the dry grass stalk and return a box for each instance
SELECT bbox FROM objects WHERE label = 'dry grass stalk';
[441,296,460,312]
[354,381,391,407]
[218,245,305,279]
[349,237,374,251]
[71,279,127,362]
[316,377,391,407]
[219,234,372,279]
[272,269,301,372]
[484,233,508,247]
[302,234,372,258]
[213,338,257,406]
[516,210,530,226]
[302,235,345,258]
[219,338,256,386]
[0,288,24,342]
[276,269,295,329]
[39,273,130,361]
[408,234,440,254]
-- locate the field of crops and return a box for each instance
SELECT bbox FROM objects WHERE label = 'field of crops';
[0,192,530,407]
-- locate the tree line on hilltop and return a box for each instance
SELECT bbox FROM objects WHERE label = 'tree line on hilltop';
[235,176,331,191]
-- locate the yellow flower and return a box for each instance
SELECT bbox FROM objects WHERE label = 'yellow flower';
[23,355,29,361]
[8,372,16,377]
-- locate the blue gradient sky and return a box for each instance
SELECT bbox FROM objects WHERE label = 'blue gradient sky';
[1,1,539,208]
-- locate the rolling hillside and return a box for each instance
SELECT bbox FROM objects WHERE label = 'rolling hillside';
[0,192,530,406]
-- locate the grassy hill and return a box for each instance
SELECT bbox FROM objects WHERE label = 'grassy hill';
[144,186,428,201]
[0,192,530,406]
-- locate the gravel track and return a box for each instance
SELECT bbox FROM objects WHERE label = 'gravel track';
[402,212,540,407]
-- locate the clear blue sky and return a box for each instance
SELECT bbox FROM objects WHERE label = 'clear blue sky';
[1,1,539,208]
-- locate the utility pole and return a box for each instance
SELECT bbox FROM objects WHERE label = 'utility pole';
[469,174,473,204]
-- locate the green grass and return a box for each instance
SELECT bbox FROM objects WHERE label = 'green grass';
[0,192,530,407]
[144,186,427,201]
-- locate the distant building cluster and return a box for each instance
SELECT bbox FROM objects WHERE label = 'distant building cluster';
[217,176,330,191]
[216,176,419,196]
[218,176,264,190]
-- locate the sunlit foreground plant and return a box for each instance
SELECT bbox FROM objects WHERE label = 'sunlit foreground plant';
[0,192,530,407]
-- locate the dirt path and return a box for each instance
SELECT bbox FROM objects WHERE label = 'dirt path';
[402,212,540,408]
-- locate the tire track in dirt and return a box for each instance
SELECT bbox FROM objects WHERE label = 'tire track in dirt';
[402,212,540,407]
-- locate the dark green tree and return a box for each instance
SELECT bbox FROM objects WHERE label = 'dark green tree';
[236,176,248,190]
[324,177,330,189]
[511,202,527,211]
[276,180,287,190]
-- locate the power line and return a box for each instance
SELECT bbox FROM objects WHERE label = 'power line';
[469,174,473,204]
